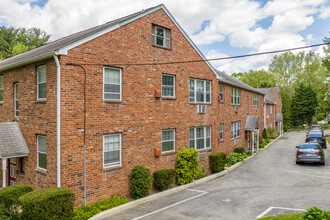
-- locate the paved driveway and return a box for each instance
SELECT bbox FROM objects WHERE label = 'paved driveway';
[105,131,330,220]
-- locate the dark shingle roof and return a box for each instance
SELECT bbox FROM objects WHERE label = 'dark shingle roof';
[0,5,162,71]
[256,87,280,104]
[245,116,259,131]
[0,122,29,158]
[216,71,265,94]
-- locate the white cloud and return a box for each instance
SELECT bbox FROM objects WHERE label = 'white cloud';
[319,6,330,19]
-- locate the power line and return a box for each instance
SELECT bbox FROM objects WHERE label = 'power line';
[66,43,328,66]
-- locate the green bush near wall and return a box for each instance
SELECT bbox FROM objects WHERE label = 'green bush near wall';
[153,169,176,191]
[0,185,33,217]
[129,165,153,199]
[209,152,228,173]
[234,147,245,154]
[19,187,75,220]
[175,148,199,185]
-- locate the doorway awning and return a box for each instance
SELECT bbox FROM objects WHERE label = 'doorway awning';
[245,116,259,131]
[0,122,29,158]
[276,113,283,122]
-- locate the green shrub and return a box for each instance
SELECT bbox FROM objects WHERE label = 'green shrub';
[268,127,275,137]
[19,187,75,220]
[262,128,268,139]
[246,151,253,156]
[153,169,176,191]
[209,152,227,173]
[259,135,264,146]
[316,113,325,121]
[234,147,245,154]
[73,196,128,220]
[300,206,330,220]
[129,165,152,199]
[229,153,248,165]
[0,185,33,217]
[196,166,207,179]
[175,148,199,185]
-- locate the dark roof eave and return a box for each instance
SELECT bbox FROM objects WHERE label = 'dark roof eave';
[218,79,265,95]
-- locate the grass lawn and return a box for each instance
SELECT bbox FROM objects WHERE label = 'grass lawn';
[259,211,330,220]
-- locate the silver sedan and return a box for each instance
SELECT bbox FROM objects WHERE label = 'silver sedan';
[296,143,325,165]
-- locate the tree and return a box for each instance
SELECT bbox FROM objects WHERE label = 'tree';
[291,83,318,126]
[0,26,50,60]
[231,70,276,88]
[280,89,292,130]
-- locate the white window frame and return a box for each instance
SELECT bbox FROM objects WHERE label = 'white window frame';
[37,65,47,100]
[152,25,171,49]
[37,135,47,171]
[219,84,224,101]
[253,94,259,106]
[14,83,19,118]
[189,79,211,104]
[161,74,175,98]
[219,123,224,141]
[231,88,240,105]
[231,121,241,139]
[189,126,211,150]
[161,129,175,153]
[270,105,273,115]
[103,134,122,168]
[0,75,3,102]
[103,67,122,102]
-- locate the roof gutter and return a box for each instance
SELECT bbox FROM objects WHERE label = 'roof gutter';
[0,52,55,72]
[53,55,61,188]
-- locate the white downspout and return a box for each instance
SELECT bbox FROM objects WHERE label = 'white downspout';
[2,158,7,187]
[54,55,61,188]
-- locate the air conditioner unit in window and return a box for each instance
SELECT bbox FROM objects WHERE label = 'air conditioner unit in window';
[235,106,238,112]
[197,105,206,114]
[234,139,238,146]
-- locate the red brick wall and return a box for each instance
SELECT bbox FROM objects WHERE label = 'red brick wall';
[0,58,58,188]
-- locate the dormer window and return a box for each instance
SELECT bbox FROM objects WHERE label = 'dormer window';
[152,25,170,49]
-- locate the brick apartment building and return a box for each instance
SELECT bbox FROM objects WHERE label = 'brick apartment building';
[257,87,283,135]
[0,4,277,206]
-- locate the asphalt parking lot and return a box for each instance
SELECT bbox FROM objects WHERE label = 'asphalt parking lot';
[104,130,330,220]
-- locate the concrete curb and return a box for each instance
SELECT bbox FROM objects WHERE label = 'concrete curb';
[90,135,284,220]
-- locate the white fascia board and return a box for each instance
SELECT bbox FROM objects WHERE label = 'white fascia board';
[0,154,29,159]
[0,52,55,72]
[160,5,219,78]
[56,24,121,55]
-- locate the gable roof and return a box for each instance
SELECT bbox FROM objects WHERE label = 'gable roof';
[0,122,29,158]
[245,116,259,131]
[257,87,280,104]
[216,70,264,95]
[0,4,218,78]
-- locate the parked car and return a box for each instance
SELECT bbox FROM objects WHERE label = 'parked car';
[296,143,325,165]
[310,124,324,135]
[305,132,326,149]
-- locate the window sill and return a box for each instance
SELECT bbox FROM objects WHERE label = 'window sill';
[162,151,176,156]
[231,104,240,106]
[196,148,212,153]
[231,137,240,140]
[162,97,176,100]
[103,165,122,172]
[189,102,212,105]
[152,44,171,51]
[35,100,46,104]
[103,100,122,103]
[35,168,47,175]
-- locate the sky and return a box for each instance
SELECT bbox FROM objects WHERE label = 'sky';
[0,0,329,74]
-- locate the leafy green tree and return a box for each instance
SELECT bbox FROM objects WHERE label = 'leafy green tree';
[0,26,50,60]
[280,89,292,130]
[291,83,318,126]
[231,69,276,88]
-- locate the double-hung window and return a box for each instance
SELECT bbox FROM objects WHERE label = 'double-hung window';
[270,105,273,115]
[189,79,211,103]
[103,134,121,168]
[231,88,240,105]
[37,65,46,100]
[189,126,211,150]
[253,94,258,106]
[37,135,47,170]
[14,83,19,117]
[152,25,170,49]
[231,121,240,139]
[0,76,3,102]
[219,123,224,141]
[103,67,122,101]
[162,74,175,98]
[162,129,175,153]
[219,84,224,101]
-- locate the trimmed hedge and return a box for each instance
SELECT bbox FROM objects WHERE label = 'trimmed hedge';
[209,152,227,173]
[19,187,75,220]
[233,147,245,154]
[73,196,129,220]
[129,165,153,199]
[153,169,176,191]
[175,148,199,185]
[0,185,33,216]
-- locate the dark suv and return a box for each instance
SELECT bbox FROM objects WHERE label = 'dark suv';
[306,132,326,149]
